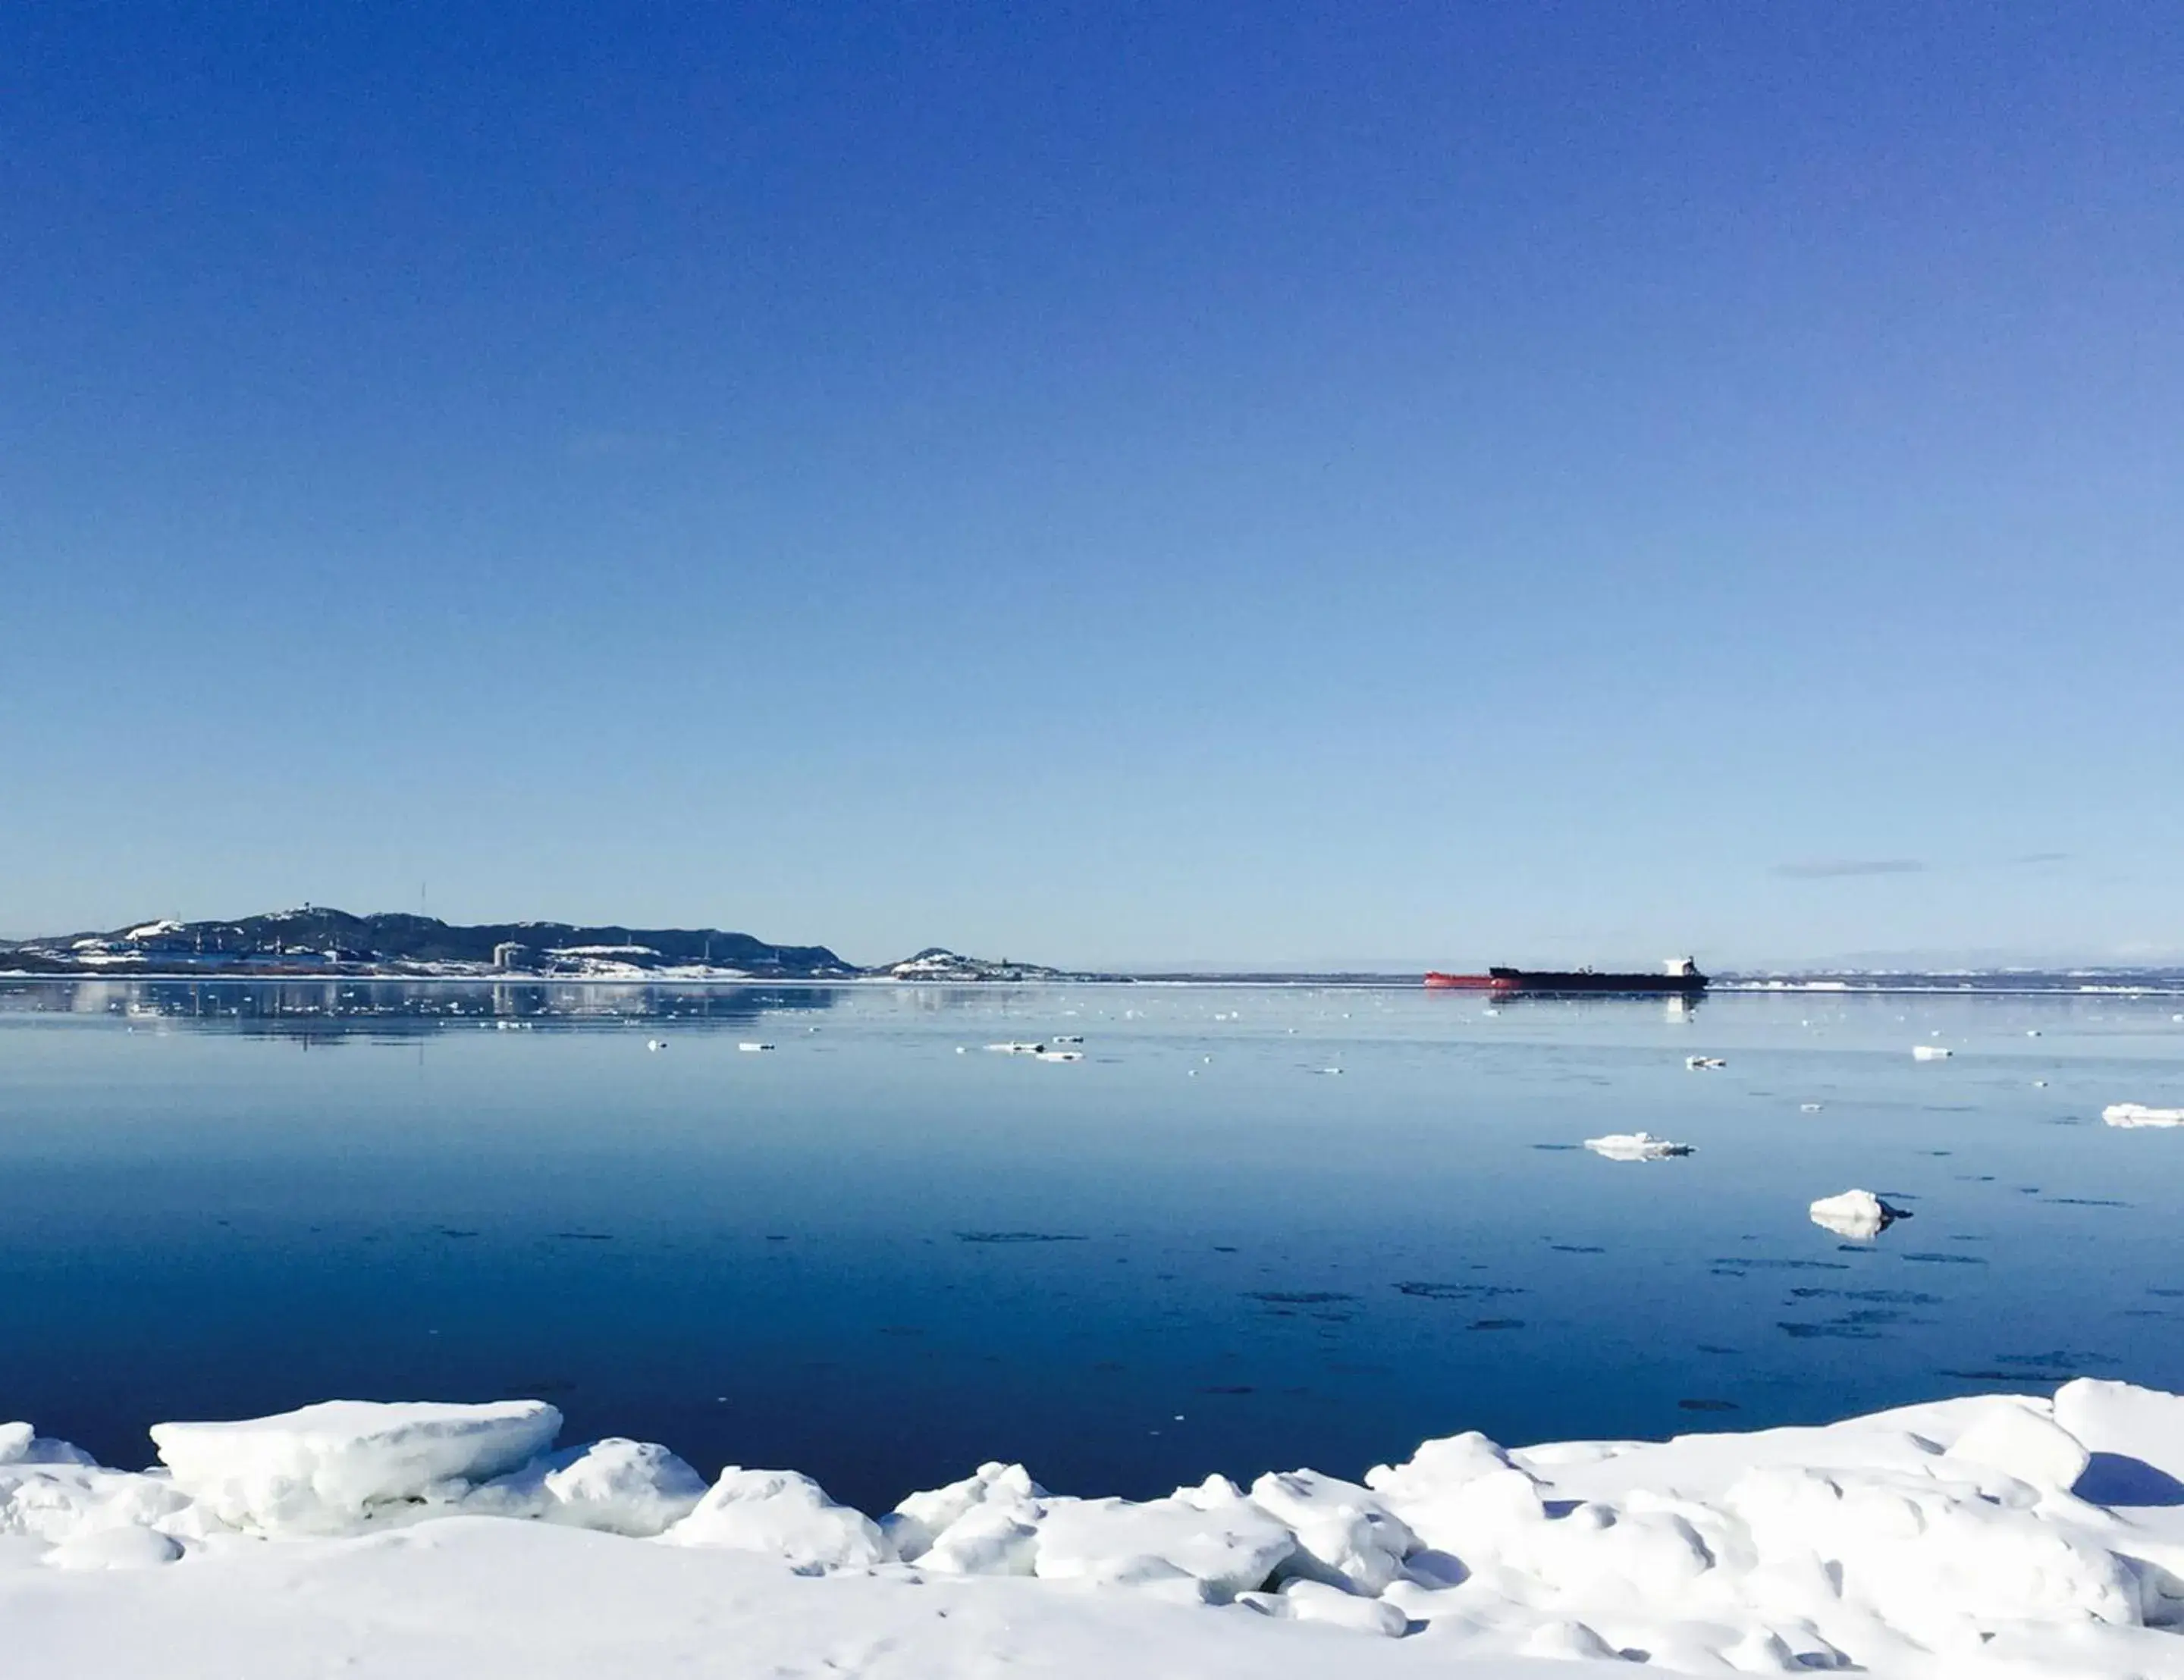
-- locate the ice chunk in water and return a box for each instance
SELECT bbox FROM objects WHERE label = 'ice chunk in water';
[1584,1131,1694,1161]
[2102,1102,2184,1128]
[1808,1189,1909,1239]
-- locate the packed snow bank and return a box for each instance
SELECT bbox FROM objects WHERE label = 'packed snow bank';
[882,1459,1044,1564]
[661,1468,893,1569]
[6,1384,2184,1678]
[0,1425,94,1468]
[464,1437,708,1537]
[1028,1478,1298,1597]
[0,1451,202,1548]
[2106,1102,2184,1128]
[1809,1187,1910,1238]
[151,1400,562,1534]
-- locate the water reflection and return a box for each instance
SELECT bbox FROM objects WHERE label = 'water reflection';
[2,979,2181,1509]
[0,977,843,1039]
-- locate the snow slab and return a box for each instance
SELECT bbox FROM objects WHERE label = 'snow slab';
[3,1384,2184,1678]
[151,1400,563,1535]
[2057,1379,2184,1496]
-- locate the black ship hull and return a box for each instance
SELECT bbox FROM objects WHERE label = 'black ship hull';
[1489,967,1708,995]
[1425,967,1710,994]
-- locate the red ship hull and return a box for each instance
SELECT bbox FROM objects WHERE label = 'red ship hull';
[1423,972,1514,990]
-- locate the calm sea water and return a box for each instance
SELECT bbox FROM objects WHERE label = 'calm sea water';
[3,978,2181,1510]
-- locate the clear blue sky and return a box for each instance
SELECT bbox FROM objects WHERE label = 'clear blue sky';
[3,3,2178,968]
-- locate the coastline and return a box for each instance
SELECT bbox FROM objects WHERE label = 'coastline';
[7,1381,2183,1678]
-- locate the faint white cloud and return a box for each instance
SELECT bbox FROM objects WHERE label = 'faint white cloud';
[1772,859,1927,879]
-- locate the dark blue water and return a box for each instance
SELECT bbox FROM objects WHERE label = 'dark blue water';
[3,978,2181,1510]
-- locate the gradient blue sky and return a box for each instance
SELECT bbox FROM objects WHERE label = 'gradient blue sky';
[4,3,2179,968]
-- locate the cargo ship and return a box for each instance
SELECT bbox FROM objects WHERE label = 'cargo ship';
[1424,958,1708,995]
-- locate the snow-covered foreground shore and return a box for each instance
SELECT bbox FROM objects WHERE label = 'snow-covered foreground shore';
[7,1385,2184,1678]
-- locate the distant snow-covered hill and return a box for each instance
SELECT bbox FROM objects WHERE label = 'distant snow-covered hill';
[874,948,1078,983]
[0,911,1106,984]
[0,907,858,979]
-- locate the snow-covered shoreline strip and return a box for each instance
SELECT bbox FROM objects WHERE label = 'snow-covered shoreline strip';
[11,1384,2184,1678]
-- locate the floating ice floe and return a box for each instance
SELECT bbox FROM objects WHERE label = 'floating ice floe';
[1809,1188,1912,1240]
[10,1382,2184,1675]
[645,1039,667,1052]
[1583,1131,1695,1161]
[1032,1049,1082,1062]
[985,1042,1046,1055]
[1912,1044,1953,1061]
[1684,1055,1727,1070]
[2104,1102,2184,1129]
[1800,1102,1824,1112]
[736,1042,774,1053]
